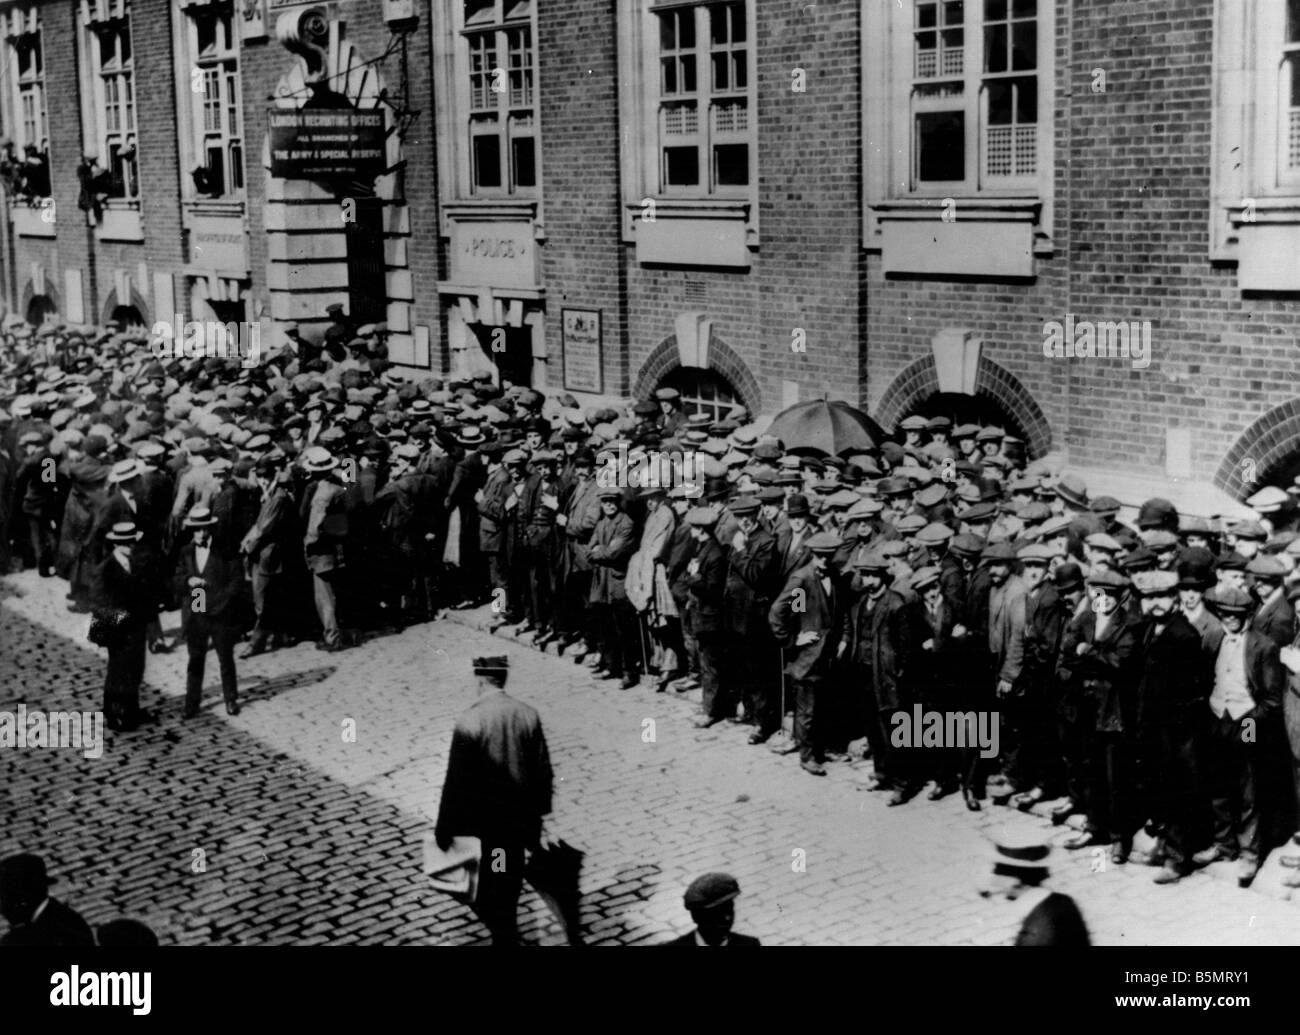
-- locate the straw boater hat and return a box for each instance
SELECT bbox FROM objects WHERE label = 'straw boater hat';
[184,505,218,530]
[105,521,142,544]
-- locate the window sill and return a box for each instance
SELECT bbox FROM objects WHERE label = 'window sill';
[9,200,55,238]
[184,197,246,221]
[1224,198,1300,291]
[442,198,540,237]
[870,196,1046,278]
[625,198,756,268]
[94,202,143,243]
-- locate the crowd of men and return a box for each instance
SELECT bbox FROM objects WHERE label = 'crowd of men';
[2,312,1300,890]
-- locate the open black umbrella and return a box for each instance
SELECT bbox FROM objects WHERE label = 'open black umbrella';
[763,398,885,456]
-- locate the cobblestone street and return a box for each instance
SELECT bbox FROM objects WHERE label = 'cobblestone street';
[2,570,1298,946]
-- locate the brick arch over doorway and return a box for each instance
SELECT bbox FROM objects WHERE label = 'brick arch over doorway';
[633,335,762,417]
[1216,401,1300,499]
[874,354,1053,459]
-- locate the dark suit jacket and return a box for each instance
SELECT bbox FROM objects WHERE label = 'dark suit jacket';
[94,548,161,622]
[1251,592,1295,651]
[1135,612,1207,729]
[0,897,95,947]
[435,690,553,848]
[1235,629,1286,722]
[176,541,248,625]
[769,561,840,679]
[842,587,914,711]
[243,487,298,574]
[661,931,761,947]
[682,538,726,634]
[1056,608,1144,732]
[724,527,780,639]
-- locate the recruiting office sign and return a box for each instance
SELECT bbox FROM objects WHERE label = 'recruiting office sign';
[269,108,385,180]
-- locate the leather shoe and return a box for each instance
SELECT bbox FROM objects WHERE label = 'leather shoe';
[887,786,917,807]
[964,791,982,812]
[768,737,800,756]
[1011,787,1044,811]
[1237,858,1260,888]
[225,699,241,717]
[1153,864,1185,885]
[1064,830,1104,850]
[746,731,770,746]
[800,760,827,777]
[619,675,638,690]
[927,783,956,801]
[1109,841,1130,865]
[1192,845,1235,867]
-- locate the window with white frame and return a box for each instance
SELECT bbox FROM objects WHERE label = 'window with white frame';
[654,0,751,195]
[184,1,243,198]
[463,0,536,195]
[84,3,137,200]
[13,29,46,154]
[909,0,1039,192]
[1280,0,1300,186]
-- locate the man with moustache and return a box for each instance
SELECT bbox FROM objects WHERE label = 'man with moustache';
[722,496,781,742]
[1058,569,1145,864]
[768,531,844,772]
[1129,570,1210,884]
[1193,586,1286,888]
[841,550,918,805]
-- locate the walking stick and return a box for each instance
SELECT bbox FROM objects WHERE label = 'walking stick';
[779,648,787,730]
[637,611,651,676]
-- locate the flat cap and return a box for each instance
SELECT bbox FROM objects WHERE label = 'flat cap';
[915,483,949,509]
[1246,555,1287,579]
[852,550,890,572]
[1246,486,1289,514]
[686,506,719,528]
[982,542,1018,563]
[683,872,740,911]
[1016,544,1055,565]
[1132,570,1179,595]
[1230,520,1267,541]
[654,387,680,402]
[1037,515,1073,539]
[899,415,929,432]
[1084,532,1124,553]
[806,531,843,555]
[1144,529,1180,550]
[950,533,988,558]
[1089,495,1122,515]
[915,522,954,545]
[911,565,941,592]
[1205,585,1254,614]
[729,495,760,515]
[962,502,998,524]
[1086,569,1129,590]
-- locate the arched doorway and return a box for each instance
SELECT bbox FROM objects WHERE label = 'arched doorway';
[901,391,1030,445]
[873,353,1051,459]
[632,331,762,417]
[109,304,147,329]
[25,293,56,327]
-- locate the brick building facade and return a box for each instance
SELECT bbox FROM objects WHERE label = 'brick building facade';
[1,0,1298,511]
